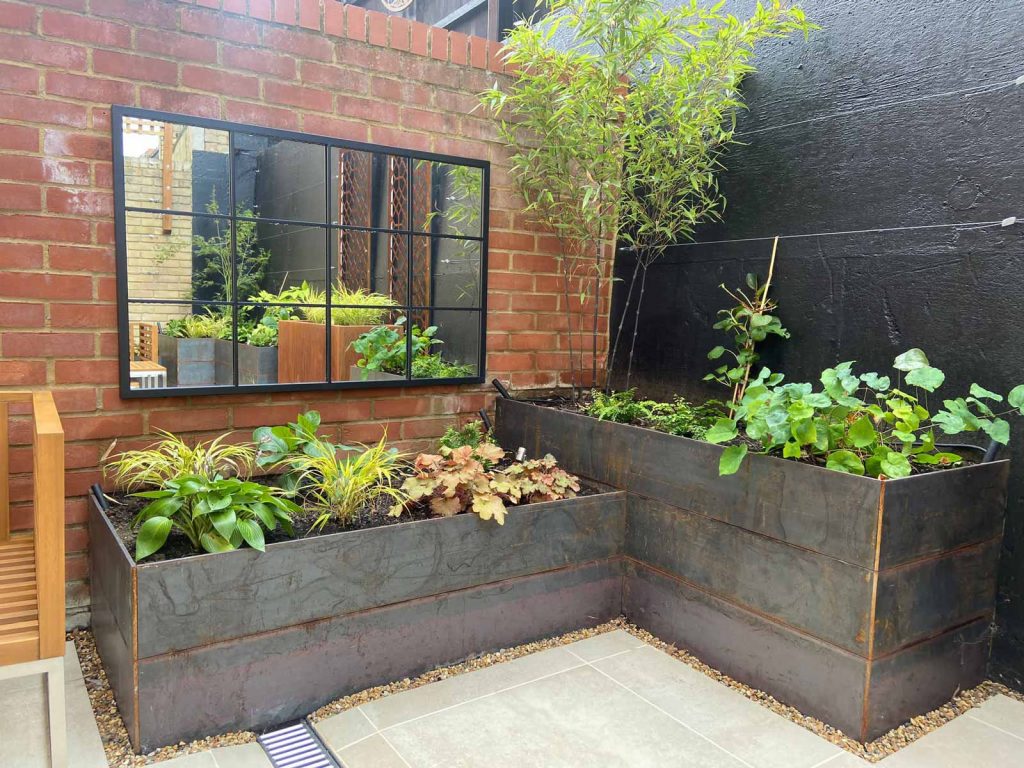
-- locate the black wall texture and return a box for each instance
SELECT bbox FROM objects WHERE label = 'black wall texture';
[610,0,1024,687]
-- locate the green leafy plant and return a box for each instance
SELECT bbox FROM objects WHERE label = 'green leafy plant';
[251,282,395,326]
[252,410,329,490]
[411,354,474,380]
[289,434,408,532]
[390,443,511,524]
[482,0,813,393]
[165,311,231,340]
[352,317,441,377]
[500,455,581,504]
[193,198,270,302]
[705,349,1024,478]
[439,421,495,452]
[584,389,721,439]
[706,243,789,416]
[105,431,256,492]
[131,474,298,561]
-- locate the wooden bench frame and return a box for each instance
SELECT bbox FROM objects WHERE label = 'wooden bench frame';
[0,391,66,767]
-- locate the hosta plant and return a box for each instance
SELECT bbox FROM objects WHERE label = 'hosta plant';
[132,475,298,561]
[105,431,256,491]
[289,434,408,532]
[253,410,329,489]
[501,455,581,504]
[705,349,1024,478]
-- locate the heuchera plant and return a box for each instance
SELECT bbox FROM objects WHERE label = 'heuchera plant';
[705,348,1024,478]
[501,456,581,504]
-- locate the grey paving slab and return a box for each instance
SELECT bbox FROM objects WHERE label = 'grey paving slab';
[210,742,273,768]
[336,733,411,768]
[151,753,218,768]
[64,640,84,683]
[358,645,581,730]
[0,673,105,768]
[591,645,843,768]
[966,694,1024,740]
[381,663,749,768]
[314,707,378,753]
[812,755,872,767]
[561,628,646,662]
[879,714,1024,767]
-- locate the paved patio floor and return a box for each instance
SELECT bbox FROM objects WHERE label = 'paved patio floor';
[2,631,1023,767]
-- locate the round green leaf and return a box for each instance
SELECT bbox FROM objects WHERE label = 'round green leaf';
[847,415,877,449]
[718,444,748,476]
[707,346,726,360]
[791,419,817,446]
[982,418,1011,445]
[969,383,1002,402]
[893,348,929,372]
[905,366,945,392]
[705,418,738,445]
[880,452,912,479]
[1009,385,1024,413]
[826,450,865,476]
[135,516,172,561]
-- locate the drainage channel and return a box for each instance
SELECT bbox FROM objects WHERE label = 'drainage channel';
[258,720,342,768]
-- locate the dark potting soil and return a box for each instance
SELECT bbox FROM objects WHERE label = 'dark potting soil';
[103,470,600,563]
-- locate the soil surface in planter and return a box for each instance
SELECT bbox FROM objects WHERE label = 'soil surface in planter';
[102,469,600,563]
[538,395,981,476]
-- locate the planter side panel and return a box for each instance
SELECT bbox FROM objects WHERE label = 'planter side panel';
[135,559,622,751]
[866,618,991,740]
[496,399,881,567]
[873,537,1001,655]
[626,495,873,654]
[88,497,137,743]
[623,560,867,738]
[137,493,626,657]
[879,461,1009,568]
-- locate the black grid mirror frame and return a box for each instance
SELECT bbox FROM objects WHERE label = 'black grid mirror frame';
[112,106,489,398]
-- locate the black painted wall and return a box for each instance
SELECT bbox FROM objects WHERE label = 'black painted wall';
[611,0,1024,687]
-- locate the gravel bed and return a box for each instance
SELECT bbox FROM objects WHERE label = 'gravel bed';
[72,620,1020,765]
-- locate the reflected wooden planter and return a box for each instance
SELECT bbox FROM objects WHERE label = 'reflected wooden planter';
[89,489,627,751]
[495,398,1008,741]
[277,320,374,383]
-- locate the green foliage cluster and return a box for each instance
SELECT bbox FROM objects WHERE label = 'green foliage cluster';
[704,349,1024,478]
[706,266,789,414]
[165,311,231,340]
[250,282,395,327]
[439,420,496,453]
[482,0,813,390]
[391,444,580,525]
[192,200,270,303]
[253,410,324,487]
[352,318,473,379]
[584,389,722,439]
[104,432,298,561]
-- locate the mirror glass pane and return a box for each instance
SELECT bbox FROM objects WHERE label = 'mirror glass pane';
[410,311,480,380]
[414,162,483,238]
[128,303,233,390]
[125,211,225,302]
[122,117,230,215]
[330,149,407,230]
[244,221,329,303]
[234,132,327,223]
[414,236,481,309]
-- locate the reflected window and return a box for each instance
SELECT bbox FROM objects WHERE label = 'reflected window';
[116,108,488,396]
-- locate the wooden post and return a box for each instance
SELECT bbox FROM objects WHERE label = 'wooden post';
[0,400,8,543]
[32,392,64,660]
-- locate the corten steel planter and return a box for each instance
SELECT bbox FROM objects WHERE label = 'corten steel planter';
[277,320,380,383]
[495,398,1008,741]
[89,489,626,751]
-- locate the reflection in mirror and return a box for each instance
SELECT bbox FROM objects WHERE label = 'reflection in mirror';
[330,148,407,230]
[415,162,483,238]
[239,303,326,386]
[234,133,327,223]
[125,212,225,303]
[410,311,480,380]
[128,303,233,390]
[121,117,230,215]
[331,304,403,383]
[414,236,481,309]
[246,221,329,302]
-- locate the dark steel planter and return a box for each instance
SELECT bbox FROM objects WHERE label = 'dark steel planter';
[89,489,627,751]
[495,398,1008,741]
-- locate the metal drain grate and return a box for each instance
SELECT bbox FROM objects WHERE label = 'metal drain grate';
[258,721,340,768]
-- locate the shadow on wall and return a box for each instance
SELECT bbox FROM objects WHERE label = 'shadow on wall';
[609,0,1024,688]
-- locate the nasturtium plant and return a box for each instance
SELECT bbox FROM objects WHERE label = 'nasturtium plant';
[705,349,1024,478]
[132,475,298,561]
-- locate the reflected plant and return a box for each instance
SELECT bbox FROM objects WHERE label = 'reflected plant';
[250,282,395,326]
[193,196,270,302]
[165,310,231,340]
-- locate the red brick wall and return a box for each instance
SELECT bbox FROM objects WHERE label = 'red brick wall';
[0,0,611,624]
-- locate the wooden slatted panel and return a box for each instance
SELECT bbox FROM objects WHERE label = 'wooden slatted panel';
[0,400,8,542]
[0,536,39,665]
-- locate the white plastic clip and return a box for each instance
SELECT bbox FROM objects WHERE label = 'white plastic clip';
[515,446,527,461]
[1001,217,1017,227]
[1016,75,1024,87]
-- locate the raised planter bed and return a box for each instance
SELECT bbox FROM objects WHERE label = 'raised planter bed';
[89,488,627,751]
[495,398,1008,741]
